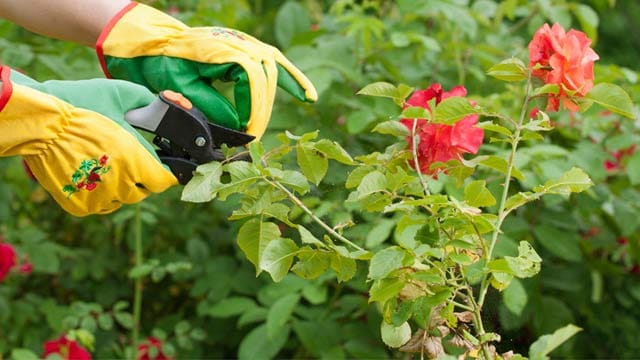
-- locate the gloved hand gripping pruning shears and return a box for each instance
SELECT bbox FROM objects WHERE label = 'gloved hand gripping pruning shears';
[124,90,255,184]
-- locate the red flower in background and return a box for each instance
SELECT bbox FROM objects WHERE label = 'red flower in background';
[0,241,16,282]
[604,145,636,172]
[43,335,91,360]
[529,23,599,111]
[400,84,484,176]
[137,337,173,360]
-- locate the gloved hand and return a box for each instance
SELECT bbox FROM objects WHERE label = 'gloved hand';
[95,2,317,140]
[0,66,178,216]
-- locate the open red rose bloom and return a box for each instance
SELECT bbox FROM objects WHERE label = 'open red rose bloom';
[528,23,599,111]
[400,84,484,176]
[43,335,92,360]
[0,242,16,282]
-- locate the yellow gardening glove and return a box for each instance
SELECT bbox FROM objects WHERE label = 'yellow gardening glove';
[96,2,317,141]
[0,66,178,216]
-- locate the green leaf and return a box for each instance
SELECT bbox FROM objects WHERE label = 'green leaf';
[487,58,527,82]
[573,4,599,44]
[626,152,640,185]
[368,246,407,280]
[291,249,331,279]
[181,162,223,202]
[434,96,477,125]
[533,225,582,262]
[297,225,324,247]
[356,171,387,199]
[464,180,497,208]
[213,161,262,200]
[260,238,299,282]
[586,83,634,118]
[529,324,582,360]
[372,120,411,137]
[505,191,537,213]
[534,167,593,195]
[238,323,290,360]
[366,218,396,248]
[274,1,311,48]
[207,297,257,318]
[269,168,309,195]
[237,219,281,276]
[369,278,406,303]
[266,293,300,339]
[380,321,412,348]
[479,121,513,137]
[330,253,357,282]
[477,155,525,180]
[532,83,560,96]
[400,106,431,119]
[128,261,157,279]
[504,241,542,278]
[503,279,527,316]
[114,312,133,329]
[97,313,114,330]
[314,139,355,165]
[11,349,40,360]
[297,142,328,185]
[357,82,412,105]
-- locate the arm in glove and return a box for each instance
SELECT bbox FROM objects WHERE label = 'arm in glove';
[0,66,177,216]
[96,2,318,140]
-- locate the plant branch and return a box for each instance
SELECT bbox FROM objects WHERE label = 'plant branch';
[131,204,143,357]
[477,74,533,310]
[265,178,366,252]
[411,118,431,196]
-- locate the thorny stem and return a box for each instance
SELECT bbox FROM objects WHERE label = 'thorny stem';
[131,204,143,357]
[473,75,533,359]
[265,178,366,252]
[411,118,431,196]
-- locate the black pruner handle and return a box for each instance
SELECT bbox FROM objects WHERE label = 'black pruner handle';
[160,156,198,185]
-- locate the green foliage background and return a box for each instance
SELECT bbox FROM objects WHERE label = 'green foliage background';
[1,0,640,358]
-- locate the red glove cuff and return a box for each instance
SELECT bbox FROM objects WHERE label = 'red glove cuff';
[95,2,139,78]
[0,66,13,112]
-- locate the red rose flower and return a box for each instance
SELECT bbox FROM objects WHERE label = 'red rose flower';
[400,84,484,176]
[85,183,98,191]
[137,337,173,360]
[43,335,92,360]
[98,155,109,166]
[0,242,17,282]
[19,261,33,275]
[604,145,636,172]
[528,23,599,112]
[87,172,101,182]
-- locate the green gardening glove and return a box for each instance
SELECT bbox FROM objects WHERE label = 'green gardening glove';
[2,68,177,216]
[96,2,318,141]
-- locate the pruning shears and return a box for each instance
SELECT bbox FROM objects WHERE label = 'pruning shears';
[124,90,254,185]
